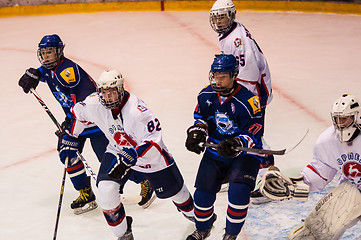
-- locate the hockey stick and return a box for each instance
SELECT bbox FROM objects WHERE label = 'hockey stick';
[30,89,97,181]
[202,129,309,155]
[52,157,68,240]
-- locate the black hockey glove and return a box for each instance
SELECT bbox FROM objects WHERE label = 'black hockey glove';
[55,117,74,148]
[185,124,207,154]
[57,132,80,165]
[107,148,138,180]
[18,68,41,93]
[217,137,244,158]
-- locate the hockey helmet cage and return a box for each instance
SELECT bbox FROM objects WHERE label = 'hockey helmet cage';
[97,69,125,109]
[37,34,64,69]
[331,94,361,142]
[210,0,236,34]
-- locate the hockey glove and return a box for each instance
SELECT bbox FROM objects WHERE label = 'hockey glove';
[259,166,309,201]
[185,124,207,154]
[107,148,138,180]
[217,137,244,158]
[57,133,80,166]
[18,68,41,93]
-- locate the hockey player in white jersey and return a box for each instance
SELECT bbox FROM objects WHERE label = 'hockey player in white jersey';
[259,94,361,239]
[210,0,274,202]
[60,69,194,239]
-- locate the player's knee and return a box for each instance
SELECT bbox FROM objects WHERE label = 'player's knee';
[171,184,191,203]
[97,180,121,210]
[230,173,257,190]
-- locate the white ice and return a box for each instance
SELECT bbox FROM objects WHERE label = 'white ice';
[0,10,361,240]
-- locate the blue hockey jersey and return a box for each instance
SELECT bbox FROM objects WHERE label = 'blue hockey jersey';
[38,57,100,137]
[194,83,264,162]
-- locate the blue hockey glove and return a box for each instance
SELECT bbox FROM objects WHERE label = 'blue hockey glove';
[185,124,207,154]
[57,132,80,165]
[18,68,41,93]
[217,137,245,158]
[107,148,138,180]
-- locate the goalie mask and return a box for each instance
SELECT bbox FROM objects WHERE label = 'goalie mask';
[331,94,361,142]
[209,53,239,95]
[37,34,64,69]
[97,70,125,110]
[209,0,236,34]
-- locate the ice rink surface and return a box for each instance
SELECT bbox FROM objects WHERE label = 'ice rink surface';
[1,9,361,240]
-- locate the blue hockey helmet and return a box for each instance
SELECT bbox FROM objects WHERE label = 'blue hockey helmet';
[210,53,239,74]
[209,54,239,94]
[37,34,64,69]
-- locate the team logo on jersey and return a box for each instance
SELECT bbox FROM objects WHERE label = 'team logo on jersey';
[60,67,76,84]
[231,103,236,114]
[234,38,242,48]
[114,132,136,146]
[215,112,236,135]
[137,104,148,113]
[343,161,361,184]
[53,85,72,108]
[248,96,261,114]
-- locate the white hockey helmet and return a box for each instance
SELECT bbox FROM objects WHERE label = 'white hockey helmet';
[209,0,236,34]
[96,69,124,109]
[331,94,361,142]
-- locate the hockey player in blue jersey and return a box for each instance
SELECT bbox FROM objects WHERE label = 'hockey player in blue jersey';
[18,34,155,214]
[185,54,265,240]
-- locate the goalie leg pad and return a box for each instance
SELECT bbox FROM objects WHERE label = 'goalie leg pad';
[289,181,361,240]
[287,222,317,240]
[303,181,361,240]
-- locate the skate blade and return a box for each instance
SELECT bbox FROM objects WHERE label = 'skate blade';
[140,194,157,209]
[73,201,98,215]
[218,183,229,193]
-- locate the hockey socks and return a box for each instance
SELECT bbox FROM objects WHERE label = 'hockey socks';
[226,182,251,236]
[66,160,88,190]
[193,190,217,231]
[103,203,129,237]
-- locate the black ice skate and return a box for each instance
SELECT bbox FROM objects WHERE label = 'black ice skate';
[250,188,273,205]
[138,179,156,208]
[71,186,98,215]
[118,216,134,240]
[222,233,237,240]
[182,212,195,223]
[186,214,217,240]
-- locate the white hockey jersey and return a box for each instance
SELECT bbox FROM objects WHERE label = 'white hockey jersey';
[302,126,361,192]
[219,22,272,107]
[70,92,174,173]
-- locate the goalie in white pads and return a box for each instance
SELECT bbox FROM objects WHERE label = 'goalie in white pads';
[259,94,361,240]
[64,69,194,239]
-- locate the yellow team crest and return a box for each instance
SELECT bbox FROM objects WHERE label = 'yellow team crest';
[248,96,261,114]
[60,67,76,84]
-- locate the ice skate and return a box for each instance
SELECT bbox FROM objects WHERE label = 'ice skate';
[138,179,156,208]
[118,216,134,240]
[186,214,217,240]
[71,186,98,215]
[182,212,195,223]
[250,188,273,205]
[222,233,237,240]
[219,183,229,193]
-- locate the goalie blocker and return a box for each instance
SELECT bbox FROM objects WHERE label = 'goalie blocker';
[259,166,309,201]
